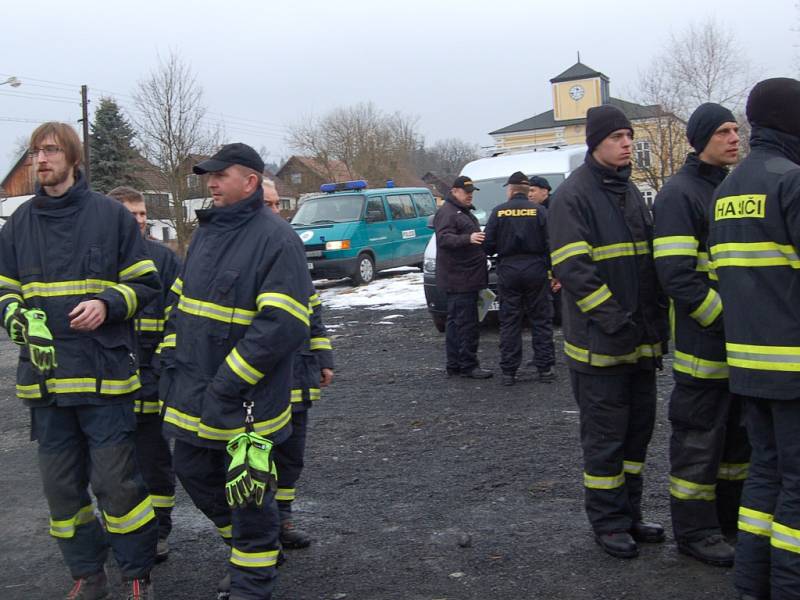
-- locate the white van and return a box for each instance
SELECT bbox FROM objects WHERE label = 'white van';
[422,144,587,331]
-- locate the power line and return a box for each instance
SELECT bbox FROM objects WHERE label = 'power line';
[0,90,79,105]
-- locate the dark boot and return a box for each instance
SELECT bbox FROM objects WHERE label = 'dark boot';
[65,571,109,600]
[155,537,169,563]
[678,534,735,567]
[537,367,555,383]
[461,368,493,379]
[595,531,639,558]
[630,520,665,543]
[280,520,312,549]
[501,373,516,386]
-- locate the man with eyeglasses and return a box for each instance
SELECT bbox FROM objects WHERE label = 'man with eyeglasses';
[0,123,161,599]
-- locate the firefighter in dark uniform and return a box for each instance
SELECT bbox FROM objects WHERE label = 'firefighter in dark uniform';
[483,171,554,386]
[109,186,182,563]
[434,175,491,379]
[159,144,310,600]
[708,78,800,600]
[0,123,161,599]
[653,103,749,567]
[549,105,668,559]
[263,181,335,549]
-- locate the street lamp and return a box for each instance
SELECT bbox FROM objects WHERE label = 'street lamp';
[0,76,21,88]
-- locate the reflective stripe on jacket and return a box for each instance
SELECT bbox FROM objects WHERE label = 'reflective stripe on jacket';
[290,286,334,412]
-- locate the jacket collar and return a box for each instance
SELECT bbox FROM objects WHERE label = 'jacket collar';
[32,170,89,213]
[749,126,800,165]
[682,153,728,187]
[196,187,265,230]
[585,152,632,194]
[445,193,475,212]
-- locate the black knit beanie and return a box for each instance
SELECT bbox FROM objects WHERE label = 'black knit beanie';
[746,77,800,138]
[585,105,633,152]
[686,103,736,153]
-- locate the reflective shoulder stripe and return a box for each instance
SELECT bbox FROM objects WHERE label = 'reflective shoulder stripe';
[739,506,773,538]
[103,496,156,534]
[49,504,95,539]
[119,259,157,282]
[584,470,625,490]
[673,350,729,380]
[669,475,716,501]
[689,288,722,327]
[710,241,800,269]
[257,292,310,327]
[718,462,749,481]
[576,284,612,313]
[309,337,332,351]
[623,460,643,475]
[0,275,21,291]
[230,547,280,568]
[110,283,138,319]
[225,348,266,386]
[726,343,800,372]
[551,241,591,266]
[771,521,800,554]
[653,236,699,259]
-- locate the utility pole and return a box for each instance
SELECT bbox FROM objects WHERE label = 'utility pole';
[80,85,91,185]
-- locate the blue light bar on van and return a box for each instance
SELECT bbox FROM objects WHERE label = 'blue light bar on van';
[386,179,395,188]
[320,180,368,193]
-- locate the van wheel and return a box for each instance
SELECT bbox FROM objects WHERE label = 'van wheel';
[432,313,446,333]
[352,254,375,286]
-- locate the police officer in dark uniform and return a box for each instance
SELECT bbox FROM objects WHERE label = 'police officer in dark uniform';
[528,175,552,209]
[434,176,491,378]
[484,171,554,386]
[708,78,800,600]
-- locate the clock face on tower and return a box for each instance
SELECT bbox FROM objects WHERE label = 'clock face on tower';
[569,84,585,101]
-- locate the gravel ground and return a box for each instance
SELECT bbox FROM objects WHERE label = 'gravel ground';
[0,282,739,599]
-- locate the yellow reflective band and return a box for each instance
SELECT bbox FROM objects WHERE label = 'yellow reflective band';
[739,506,773,538]
[584,470,625,490]
[99,374,141,395]
[772,521,800,554]
[111,283,138,319]
[551,241,592,266]
[696,252,710,272]
[653,235,699,258]
[309,388,321,401]
[225,347,265,386]
[103,496,156,534]
[171,278,183,295]
[623,460,643,475]
[726,343,800,372]
[592,241,650,262]
[0,274,21,291]
[710,241,800,269]
[178,295,256,326]
[310,337,332,351]
[21,278,115,299]
[156,333,176,355]
[164,304,174,319]
[718,462,749,481]
[230,547,280,568]
[669,475,716,501]
[218,524,233,539]
[290,389,303,403]
[714,194,766,221]
[135,400,161,415]
[197,406,292,442]
[309,293,321,307]
[0,292,23,305]
[257,292,310,327]
[673,350,729,380]
[276,487,296,502]
[119,259,157,282]
[151,495,175,509]
[564,341,662,368]
[49,505,95,539]
[576,284,612,313]
[16,375,141,399]
[689,288,722,327]
[163,406,201,432]
[135,318,166,333]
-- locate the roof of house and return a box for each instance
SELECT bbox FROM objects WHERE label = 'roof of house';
[489,97,666,136]
[263,169,294,197]
[549,61,609,84]
[0,151,30,194]
[277,156,359,182]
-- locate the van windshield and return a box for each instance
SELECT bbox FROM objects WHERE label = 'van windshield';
[292,194,365,225]
[471,172,566,223]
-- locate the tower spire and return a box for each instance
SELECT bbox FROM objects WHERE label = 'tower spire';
[577,50,581,63]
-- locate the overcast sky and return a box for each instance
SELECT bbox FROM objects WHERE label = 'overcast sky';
[1,0,797,178]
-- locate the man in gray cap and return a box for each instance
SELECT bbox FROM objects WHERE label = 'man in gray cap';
[653,103,748,567]
[159,143,311,599]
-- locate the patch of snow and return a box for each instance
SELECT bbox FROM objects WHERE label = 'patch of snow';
[320,272,426,311]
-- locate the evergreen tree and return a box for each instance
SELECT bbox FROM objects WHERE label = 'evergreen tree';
[89,98,141,193]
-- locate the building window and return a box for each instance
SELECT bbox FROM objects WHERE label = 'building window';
[280,198,291,211]
[291,173,302,185]
[641,189,655,210]
[635,141,652,169]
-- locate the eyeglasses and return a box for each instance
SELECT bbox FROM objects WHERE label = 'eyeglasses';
[28,145,64,158]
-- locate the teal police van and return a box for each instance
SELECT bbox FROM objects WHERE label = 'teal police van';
[291,180,437,285]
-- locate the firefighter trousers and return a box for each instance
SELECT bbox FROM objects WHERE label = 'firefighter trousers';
[274,409,308,521]
[31,403,157,579]
[669,382,750,542]
[735,397,800,600]
[497,269,553,374]
[445,291,480,373]
[135,414,175,541]
[174,440,281,600]
[569,369,656,534]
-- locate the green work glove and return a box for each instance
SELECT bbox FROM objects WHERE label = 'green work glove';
[247,432,278,507]
[225,433,254,508]
[3,302,28,346]
[24,309,57,376]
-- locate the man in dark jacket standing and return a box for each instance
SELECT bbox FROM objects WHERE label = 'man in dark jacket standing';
[708,78,800,600]
[0,123,161,599]
[434,176,491,378]
[549,105,668,559]
[483,171,554,385]
[160,144,310,600]
[653,103,749,567]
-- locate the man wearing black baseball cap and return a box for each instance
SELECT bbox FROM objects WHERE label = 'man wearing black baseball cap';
[161,142,312,599]
[433,175,491,379]
[484,172,554,385]
[708,77,800,600]
[653,103,747,568]
[549,105,668,559]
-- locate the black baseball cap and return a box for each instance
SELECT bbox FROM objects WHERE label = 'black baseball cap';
[452,175,479,192]
[503,171,530,187]
[193,143,265,175]
[528,175,551,190]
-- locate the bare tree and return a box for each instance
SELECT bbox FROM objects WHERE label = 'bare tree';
[8,136,29,164]
[133,51,219,254]
[412,138,480,180]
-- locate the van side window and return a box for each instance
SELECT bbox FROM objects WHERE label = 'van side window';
[386,194,417,220]
[412,193,436,217]
[365,197,387,222]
